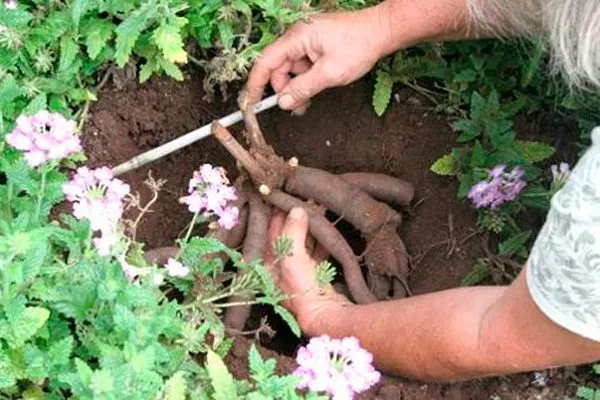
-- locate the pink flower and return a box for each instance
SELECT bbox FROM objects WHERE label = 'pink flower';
[164,258,190,278]
[5,111,81,167]
[218,206,239,230]
[180,163,239,229]
[63,166,130,232]
[294,335,380,399]
[4,0,17,9]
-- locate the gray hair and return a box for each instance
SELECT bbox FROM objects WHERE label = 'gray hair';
[467,0,600,89]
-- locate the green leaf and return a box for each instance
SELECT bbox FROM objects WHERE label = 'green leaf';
[83,18,114,60]
[160,59,184,81]
[373,69,393,117]
[461,259,489,286]
[515,140,555,164]
[163,371,187,400]
[0,351,16,389]
[71,0,91,25]
[498,230,532,257]
[90,370,114,395]
[153,18,188,64]
[22,94,47,115]
[470,140,486,168]
[206,350,237,400]
[59,37,79,72]
[115,1,157,67]
[48,336,73,367]
[430,153,458,176]
[10,307,50,348]
[274,305,301,337]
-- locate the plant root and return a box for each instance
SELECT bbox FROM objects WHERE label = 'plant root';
[340,172,415,207]
[224,190,271,331]
[264,190,377,304]
[209,96,416,330]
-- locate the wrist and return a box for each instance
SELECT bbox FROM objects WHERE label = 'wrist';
[297,293,355,337]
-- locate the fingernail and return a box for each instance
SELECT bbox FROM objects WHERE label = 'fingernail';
[290,207,305,220]
[279,94,295,109]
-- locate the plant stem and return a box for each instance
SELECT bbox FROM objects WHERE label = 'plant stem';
[35,167,47,223]
[182,212,199,245]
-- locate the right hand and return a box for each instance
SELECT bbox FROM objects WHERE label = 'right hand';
[246,6,392,111]
[265,208,352,336]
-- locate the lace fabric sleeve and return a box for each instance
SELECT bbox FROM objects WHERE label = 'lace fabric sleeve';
[527,128,600,342]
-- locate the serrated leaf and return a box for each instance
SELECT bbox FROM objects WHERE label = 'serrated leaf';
[515,140,555,164]
[0,74,26,110]
[0,8,31,28]
[71,0,91,25]
[10,307,50,347]
[114,1,157,67]
[430,153,458,176]
[206,350,237,400]
[163,371,187,400]
[470,140,486,167]
[59,37,79,72]
[160,59,184,81]
[373,69,393,116]
[139,61,155,83]
[22,94,47,115]
[48,336,73,367]
[153,19,188,64]
[83,18,114,60]
[498,230,531,257]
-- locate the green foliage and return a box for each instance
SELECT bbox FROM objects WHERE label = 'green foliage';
[430,153,458,176]
[0,0,322,135]
[372,69,393,116]
[370,39,600,285]
[0,144,315,397]
[315,260,337,287]
[273,235,294,260]
[576,364,600,399]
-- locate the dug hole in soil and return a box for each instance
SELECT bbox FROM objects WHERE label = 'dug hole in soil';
[83,73,578,399]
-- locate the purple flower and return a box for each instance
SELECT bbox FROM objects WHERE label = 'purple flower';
[293,335,380,399]
[5,111,81,167]
[468,165,526,209]
[180,163,239,229]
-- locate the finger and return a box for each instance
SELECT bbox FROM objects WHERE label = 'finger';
[246,33,307,103]
[278,60,331,110]
[291,58,312,75]
[312,243,329,264]
[270,61,293,93]
[280,207,309,260]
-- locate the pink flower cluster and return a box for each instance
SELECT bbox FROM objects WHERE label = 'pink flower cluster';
[63,167,130,255]
[179,164,239,229]
[4,0,17,9]
[294,335,380,400]
[468,165,526,209]
[5,110,82,167]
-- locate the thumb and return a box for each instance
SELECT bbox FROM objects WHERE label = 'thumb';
[278,62,330,110]
[281,208,309,255]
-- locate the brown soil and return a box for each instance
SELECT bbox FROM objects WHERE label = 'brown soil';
[83,73,580,399]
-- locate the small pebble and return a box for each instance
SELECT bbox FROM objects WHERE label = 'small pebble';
[325,140,331,147]
[530,370,550,387]
[407,96,422,106]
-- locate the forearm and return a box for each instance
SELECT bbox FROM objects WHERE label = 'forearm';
[305,271,600,381]
[369,0,492,57]
[307,285,505,380]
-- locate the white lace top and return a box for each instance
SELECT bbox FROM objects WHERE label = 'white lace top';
[527,127,600,342]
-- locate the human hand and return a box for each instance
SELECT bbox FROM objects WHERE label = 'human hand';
[265,207,352,335]
[246,6,393,112]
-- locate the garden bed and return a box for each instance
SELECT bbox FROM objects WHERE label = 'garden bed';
[83,73,578,399]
